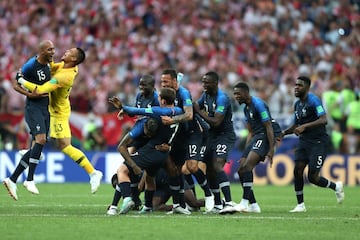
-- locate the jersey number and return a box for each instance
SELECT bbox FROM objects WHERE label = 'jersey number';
[317,156,323,167]
[254,140,263,148]
[53,123,63,133]
[37,70,46,81]
[189,144,197,158]
[216,144,227,154]
[168,123,179,145]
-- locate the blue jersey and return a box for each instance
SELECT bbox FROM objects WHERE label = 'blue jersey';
[134,91,159,108]
[244,96,274,135]
[197,88,235,135]
[22,56,51,106]
[294,92,327,140]
[128,118,150,149]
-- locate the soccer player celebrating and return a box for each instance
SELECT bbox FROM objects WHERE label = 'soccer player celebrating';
[233,82,281,213]
[3,40,55,199]
[194,71,237,214]
[16,47,103,194]
[160,69,214,214]
[108,87,183,214]
[280,76,344,212]
[106,117,160,215]
[125,74,160,209]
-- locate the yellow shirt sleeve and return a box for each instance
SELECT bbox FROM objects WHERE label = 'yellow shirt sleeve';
[22,78,60,94]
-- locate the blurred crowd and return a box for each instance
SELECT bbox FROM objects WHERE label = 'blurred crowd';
[0,0,359,153]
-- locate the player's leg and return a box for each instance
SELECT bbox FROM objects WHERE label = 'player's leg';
[184,177,205,211]
[290,144,307,212]
[107,174,122,215]
[24,133,46,194]
[185,134,213,200]
[25,107,49,194]
[117,163,135,214]
[165,157,182,208]
[214,135,236,212]
[206,166,222,213]
[52,117,103,193]
[141,171,156,212]
[307,142,344,204]
[188,160,214,212]
[182,164,196,197]
[235,151,260,212]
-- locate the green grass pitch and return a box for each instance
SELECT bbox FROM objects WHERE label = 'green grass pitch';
[0,183,358,240]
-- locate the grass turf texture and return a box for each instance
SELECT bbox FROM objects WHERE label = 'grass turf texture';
[0,183,358,240]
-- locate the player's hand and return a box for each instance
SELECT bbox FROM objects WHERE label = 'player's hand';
[294,126,305,136]
[28,86,48,98]
[276,131,285,141]
[265,155,273,167]
[108,96,122,110]
[117,109,126,120]
[155,143,171,152]
[161,116,174,125]
[265,150,274,167]
[15,69,24,84]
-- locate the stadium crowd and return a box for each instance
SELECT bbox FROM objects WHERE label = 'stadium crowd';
[0,0,359,153]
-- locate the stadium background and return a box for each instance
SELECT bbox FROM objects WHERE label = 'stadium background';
[0,1,359,185]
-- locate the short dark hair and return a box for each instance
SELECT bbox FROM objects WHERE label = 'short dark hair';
[162,69,177,79]
[145,117,159,136]
[141,74,155,86]
[204,71,219,83]
[159,87,176,104]
[75,47,86,65]
[297,76,311,87]
[233,82,249,92]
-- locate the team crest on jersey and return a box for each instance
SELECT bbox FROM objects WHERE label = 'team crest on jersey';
[301,108,307,117]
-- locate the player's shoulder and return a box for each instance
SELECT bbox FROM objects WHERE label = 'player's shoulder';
[22,56,37,69]
[308,92,322,104]
[178,85,191,96]
[217,89,231,100]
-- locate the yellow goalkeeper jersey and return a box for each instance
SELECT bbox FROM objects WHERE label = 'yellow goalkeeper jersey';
[48,61,78,118]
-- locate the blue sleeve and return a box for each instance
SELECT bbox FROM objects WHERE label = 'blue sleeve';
[123,106,160,119]
[123,106,183,119]
[215,93,229,115]
[21,57,36,78]
[310,94,326,117]
[253,98,270,122]
[129,119,145,138]
[179,87,193,107]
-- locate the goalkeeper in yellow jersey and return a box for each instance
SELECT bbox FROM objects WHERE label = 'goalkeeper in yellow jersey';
[17,47,103,193]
